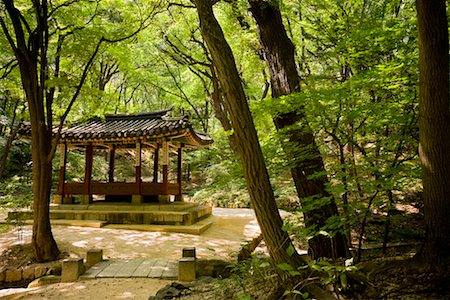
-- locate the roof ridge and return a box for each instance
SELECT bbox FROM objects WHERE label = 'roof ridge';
[105,109,171,121]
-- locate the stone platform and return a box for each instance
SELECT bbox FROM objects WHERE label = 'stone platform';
[8,202,213,234]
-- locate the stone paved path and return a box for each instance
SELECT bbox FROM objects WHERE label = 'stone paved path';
[80,259,178,280]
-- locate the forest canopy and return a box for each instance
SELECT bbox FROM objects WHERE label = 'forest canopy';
[1,0,450,297]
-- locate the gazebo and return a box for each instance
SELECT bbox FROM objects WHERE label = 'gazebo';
[54,109,212,206]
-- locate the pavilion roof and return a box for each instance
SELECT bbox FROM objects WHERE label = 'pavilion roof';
[60,109,212,148]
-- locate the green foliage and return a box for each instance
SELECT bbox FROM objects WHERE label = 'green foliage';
[309,259,358,292]
[0,138,31,177]
[210,257,279,299]
[1,0,425,257]
[0,175,32,208]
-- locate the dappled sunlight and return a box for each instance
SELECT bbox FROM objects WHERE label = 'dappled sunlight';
[6,279,169,300]
[0,226,33,252]
[71,240,89,248]
[117,291,136,298]
[243,219,261,238]
[74,284,88,290]
[0,209,265,262]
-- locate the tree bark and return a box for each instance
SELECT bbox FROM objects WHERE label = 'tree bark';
[2,0,60,262]
[248,0,347,259]
[194,0,305,276]
[415,0,450,265]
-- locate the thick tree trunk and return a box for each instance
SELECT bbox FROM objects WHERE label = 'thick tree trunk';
[249,0,347,259]
[26,68,60,262]
[194,0,305,275]
[2,0,60,262]
[415,0,450,265]
[31,142,60,261]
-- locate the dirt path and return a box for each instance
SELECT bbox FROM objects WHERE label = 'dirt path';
[0,208,264,299]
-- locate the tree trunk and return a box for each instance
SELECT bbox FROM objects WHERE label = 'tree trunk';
[415,0,450,265]
[194,0,305,275]
[2,0,60,262]
[248,0,347,259]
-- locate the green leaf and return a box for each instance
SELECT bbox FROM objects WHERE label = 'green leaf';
[286,244,295,257]
[340,273,348,290]
[277,262,293,272]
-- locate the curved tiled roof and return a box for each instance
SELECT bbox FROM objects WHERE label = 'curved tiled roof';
[60,110,212,148]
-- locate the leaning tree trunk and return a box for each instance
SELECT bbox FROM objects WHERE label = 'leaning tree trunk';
[249,0,347,259]
[194,0,305,275]
[415,0,450,265]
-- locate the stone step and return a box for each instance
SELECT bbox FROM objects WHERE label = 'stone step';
[9,205,212,227]
[103,216,213,235]
[80,259,178,280]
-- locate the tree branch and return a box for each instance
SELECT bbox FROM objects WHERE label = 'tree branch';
[0,59,18,79]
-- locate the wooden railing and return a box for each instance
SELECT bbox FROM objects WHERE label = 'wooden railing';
[64,181,180,196]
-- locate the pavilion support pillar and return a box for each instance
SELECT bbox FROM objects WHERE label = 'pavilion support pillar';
[132,141,143,204]
[54,143,68,204]
[153,144,159,183]
[108,145,116,183]
[81,144,93,205]
[175,145,183,202]
[159,140,170,203]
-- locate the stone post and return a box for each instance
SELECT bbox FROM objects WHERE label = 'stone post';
[61,258,84,282]
[86,249,103,269]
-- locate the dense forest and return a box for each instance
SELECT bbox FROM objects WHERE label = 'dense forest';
[1,0,450,298]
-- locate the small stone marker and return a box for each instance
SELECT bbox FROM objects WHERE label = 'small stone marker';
[86,249,103,269]
[182,247,196,258]
[61,258,84,282]
[178,257,196,282]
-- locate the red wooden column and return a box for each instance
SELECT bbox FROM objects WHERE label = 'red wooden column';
[54,143,67,204]
[132,141,143,204]
[160,140,170,202]
[82,144,93,205]
[108,145,116,183]
[175,145,183,201]
[153,143,159,183]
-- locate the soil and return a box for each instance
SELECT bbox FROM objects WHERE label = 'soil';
[1,204,449,299]
[0,208,265,299]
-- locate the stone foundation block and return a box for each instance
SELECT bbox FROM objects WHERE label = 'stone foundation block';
[34,266,48,278]
[132,195,143,204]
[0,270,5,283]
[178,257,196,282]
[86,249,103,269]
[53,195,62,204]
[61,258,84,282]
[80,195,91,205]
[158,195,170,203]
[22,266,35,280]
[63,197,74,204]
[6,269,22,282]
